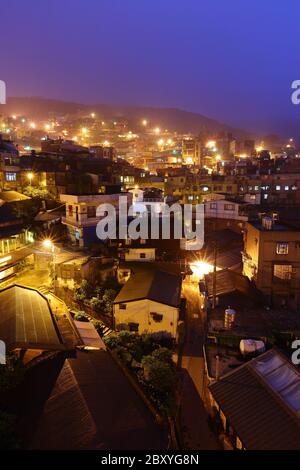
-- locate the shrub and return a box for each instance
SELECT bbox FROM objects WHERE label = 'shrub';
[74,311,89,322]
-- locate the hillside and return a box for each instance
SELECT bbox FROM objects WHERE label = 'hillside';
[1,97,251,138]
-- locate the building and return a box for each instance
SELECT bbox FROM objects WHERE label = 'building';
[0,285,65,360]
[0,191,35,281]
[182,138,202,165]
[243,217,300,308]
[113,268,182,337]
[208,348,300,450]
[89,145,116,160]
[60,193,132,247]
[120,247,156,262]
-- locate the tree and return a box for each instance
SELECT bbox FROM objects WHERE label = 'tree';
[151,347,173,365]
[141,356,177,393]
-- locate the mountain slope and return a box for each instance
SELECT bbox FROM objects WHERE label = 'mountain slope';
[2,97,250,137]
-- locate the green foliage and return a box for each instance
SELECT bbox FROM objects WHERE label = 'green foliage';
[151,347,173,364]
[73,311,89,322]
[103,331,177,415]
[91,320,105,336]
[23,185,52,200]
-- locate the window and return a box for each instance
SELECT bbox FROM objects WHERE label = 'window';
[276,242,289,255]
[87,206,96,218]
[276,185,281,191]
[119,304,127,310]
[274,264,292,280]
[128,322,139,332]
[140,253,146,259]
[224,204,234,211]
[68,205,73,217]
[285,186,289,191]
[150,312,163,323]
[5,172,16,182]
[210,203,217,209]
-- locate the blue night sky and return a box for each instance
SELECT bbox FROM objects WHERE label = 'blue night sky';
[1,0,300,136]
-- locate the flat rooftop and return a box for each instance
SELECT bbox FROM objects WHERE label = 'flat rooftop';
[0,285,63,350]
[249,221,300,232]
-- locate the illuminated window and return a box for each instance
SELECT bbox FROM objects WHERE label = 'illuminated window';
[276,242,289,255]
[5,172,16,182]
[224,204,235,211]
[273,264,292,280]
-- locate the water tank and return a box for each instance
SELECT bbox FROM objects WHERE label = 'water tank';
[240,339,265,356]
[224,308,236,330]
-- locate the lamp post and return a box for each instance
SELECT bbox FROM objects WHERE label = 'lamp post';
[27,172,33,186]
[42,239,55,290]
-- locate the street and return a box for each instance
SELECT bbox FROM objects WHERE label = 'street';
[179,280,220,449]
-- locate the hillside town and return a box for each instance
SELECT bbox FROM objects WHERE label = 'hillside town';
[0,105,300,451]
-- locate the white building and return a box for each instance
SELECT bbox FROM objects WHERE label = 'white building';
[60,193,132,247]
[124,247,156,262]
[204,199,248,222]
[113,269,182,337]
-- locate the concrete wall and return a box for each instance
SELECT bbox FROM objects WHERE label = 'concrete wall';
[114,298,179,337]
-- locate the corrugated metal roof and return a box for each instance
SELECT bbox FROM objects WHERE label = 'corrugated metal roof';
[209,349,300,449]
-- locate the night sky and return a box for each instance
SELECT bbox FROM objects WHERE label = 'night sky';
[1,0,300,136]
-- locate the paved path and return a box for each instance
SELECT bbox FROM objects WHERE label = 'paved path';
[179,281,220,450]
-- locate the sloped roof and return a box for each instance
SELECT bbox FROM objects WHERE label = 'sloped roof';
[29,351,164,450]
[209,349,300,450]
[0,190,30,204]
[114,269,182,307]
[0,285,63,350]
[205,268,257,299]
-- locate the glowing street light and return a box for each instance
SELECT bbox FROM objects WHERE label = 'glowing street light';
[142,119,148,126]
[206,140,216,149]
[190,261,215,280]
[81,127,88,135]
[11,115,17,120]
[27,172,34,185]
[29,122,36,129]
[45,124,51,131]
[154,127,160,134]
[90,112,96,118]
[42,239,54,251]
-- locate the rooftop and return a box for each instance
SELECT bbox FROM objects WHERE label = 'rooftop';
[0,191,30,205]
[114,268,182,307]
[28,350,164,450]
[209,348,300,449]
[0,285,63,350]
[249,220,300,232]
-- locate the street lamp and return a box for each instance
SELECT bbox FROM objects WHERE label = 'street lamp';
[42,239,55,289]
[27,172,34,186]
[42,239,54,251]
